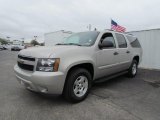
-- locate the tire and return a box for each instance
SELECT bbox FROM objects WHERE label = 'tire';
[63,68,92,103]
[127,59,138,77]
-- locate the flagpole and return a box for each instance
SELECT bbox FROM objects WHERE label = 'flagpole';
[110,18,112,30]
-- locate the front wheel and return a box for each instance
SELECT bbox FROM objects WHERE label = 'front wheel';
[63,68,92,103]
[127,59,138,77]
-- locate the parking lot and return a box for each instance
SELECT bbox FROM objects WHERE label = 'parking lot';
[0,50,160,120]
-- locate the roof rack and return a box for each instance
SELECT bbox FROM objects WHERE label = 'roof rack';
[127,33,133,35]
[104,29,134,36]
[104,29,114,31]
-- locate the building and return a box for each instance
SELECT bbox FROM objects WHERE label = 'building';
[44,30,73,46]
[129,29,160,70]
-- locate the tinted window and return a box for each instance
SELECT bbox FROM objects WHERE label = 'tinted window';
[115,33,127,48]
[101,33,116,48]
[126,36,141,48]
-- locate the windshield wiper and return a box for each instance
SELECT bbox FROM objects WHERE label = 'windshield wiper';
[66,43,82,46]
[56,43,82,46]
[56,43,65,45]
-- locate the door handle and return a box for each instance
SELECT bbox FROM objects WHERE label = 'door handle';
[114,52,119,55]
[126,50,130,54]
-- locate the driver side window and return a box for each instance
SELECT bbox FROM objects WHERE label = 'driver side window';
[101,33,116,49]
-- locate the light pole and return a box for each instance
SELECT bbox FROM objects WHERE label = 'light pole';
[6,36,10,41]
[34,36,37,40]
[21,38,24,45]
[6,36,11,44]
[87,24,92,31]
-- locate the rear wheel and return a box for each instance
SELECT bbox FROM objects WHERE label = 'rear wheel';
[127,59,138,77]
[63,68,92,103]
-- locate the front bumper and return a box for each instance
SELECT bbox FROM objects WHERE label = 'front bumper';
[14,64,66,94]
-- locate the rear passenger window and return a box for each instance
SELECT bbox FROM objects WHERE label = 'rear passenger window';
[115,33,127,48]
[126,36,141,48]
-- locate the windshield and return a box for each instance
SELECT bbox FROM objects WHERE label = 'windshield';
[59,31,99,46]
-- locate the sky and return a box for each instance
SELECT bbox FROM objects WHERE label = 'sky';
[0,0,160,43]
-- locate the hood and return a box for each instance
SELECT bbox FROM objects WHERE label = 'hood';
[18,45,85,58]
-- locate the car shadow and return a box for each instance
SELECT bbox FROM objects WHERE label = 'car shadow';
[24,75,131,105]
[92,75,130,89]
[26,90,69,104]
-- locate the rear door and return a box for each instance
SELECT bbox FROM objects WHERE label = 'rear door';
[114,33,132,71]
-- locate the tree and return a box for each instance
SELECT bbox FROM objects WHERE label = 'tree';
[0,38,8,44]
[30,40,39,46]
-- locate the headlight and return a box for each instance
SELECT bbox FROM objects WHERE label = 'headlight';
[36,58,60,72]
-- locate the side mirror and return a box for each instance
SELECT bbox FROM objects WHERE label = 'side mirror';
[99,40,114,49]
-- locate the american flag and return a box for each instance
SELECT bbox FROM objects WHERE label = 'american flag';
[111,20,126,32]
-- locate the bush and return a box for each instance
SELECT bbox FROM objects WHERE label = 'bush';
[0,38,8,45]
[30,40,40,46]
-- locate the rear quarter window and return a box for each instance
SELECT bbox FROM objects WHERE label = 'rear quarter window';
[126,36,141,48]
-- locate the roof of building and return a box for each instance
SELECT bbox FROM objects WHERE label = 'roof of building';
[45,30,73,35]
[128,28,160,33]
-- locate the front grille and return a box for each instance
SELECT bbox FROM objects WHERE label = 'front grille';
[18,62,34,71]
[17,54,35,71]
[18,55,35,61]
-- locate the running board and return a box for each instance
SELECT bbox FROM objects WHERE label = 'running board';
[94,71,128,83]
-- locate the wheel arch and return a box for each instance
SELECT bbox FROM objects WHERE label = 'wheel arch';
[62,62,94,94]
[133,55,139,64]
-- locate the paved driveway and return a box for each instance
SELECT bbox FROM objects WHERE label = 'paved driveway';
[0,50,160,120]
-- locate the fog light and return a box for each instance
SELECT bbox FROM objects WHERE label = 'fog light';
[38,86,48,93]
[41,88,48,93]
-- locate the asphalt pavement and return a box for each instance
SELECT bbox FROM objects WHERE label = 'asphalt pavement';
[0,50,160,120]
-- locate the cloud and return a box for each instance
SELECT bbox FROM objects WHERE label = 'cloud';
[0,0,160,42]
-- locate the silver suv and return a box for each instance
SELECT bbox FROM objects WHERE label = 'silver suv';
[14,30,142,102]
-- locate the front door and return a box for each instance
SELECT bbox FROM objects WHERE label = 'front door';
[96,32,120,78]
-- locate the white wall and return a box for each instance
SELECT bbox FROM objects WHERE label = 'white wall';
[45,30,72,46]
[130,29,160,69]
